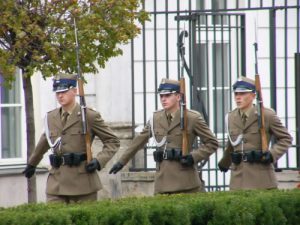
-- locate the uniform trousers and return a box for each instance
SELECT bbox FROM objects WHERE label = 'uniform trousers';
[159,186,203,195]
[46,192,97,203]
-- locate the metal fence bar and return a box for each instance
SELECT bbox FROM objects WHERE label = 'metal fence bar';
[148,6,299,15]
[296,53,300,168]
[154,0,158,110]
[297,0,300,169]
[269,9,277,110]
[284,3,290,167]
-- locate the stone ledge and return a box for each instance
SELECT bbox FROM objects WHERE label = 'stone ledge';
[0,164,48,177]
[276,170,300,182]
[121,171,155,182]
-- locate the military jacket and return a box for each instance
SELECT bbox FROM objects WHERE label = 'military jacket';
[29,103,120,195]
[219,106,292,190]
[119,109,218,194]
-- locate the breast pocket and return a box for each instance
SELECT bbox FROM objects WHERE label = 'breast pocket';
[70,128,83,136]
[229,129,241,142]
[154,128,167,142]
[244,128,261,148]
[168,131,183,146]
[50,130,60,143]
[69,128,85,150]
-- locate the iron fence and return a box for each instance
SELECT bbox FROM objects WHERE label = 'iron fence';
[129,0,300,191]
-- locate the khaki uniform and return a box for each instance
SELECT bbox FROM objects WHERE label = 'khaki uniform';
[29,103,120,195]
[219,106,292,189]
[119,109,218,194]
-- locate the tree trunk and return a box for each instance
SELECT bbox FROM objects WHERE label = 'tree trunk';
[22,71,37,203]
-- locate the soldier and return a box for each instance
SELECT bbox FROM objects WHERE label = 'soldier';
[22,73,120,203]
[218,76,292,190]
[109,78,218,194]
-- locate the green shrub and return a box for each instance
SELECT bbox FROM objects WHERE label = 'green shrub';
[0,189,299,225]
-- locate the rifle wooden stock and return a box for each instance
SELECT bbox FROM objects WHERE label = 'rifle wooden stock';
[255,75,268,152]
[180,77,189,156]
[85,132,92,162]
[74,18,92,163]
[78,79,92,162]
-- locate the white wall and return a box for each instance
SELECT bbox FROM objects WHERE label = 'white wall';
[95,44,132,123]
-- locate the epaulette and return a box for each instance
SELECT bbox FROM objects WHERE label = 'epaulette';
[264,107,275,113]
[228,108,238,114]
[47,108,56,114]
[153,109,164,114]
[188,109,201,115]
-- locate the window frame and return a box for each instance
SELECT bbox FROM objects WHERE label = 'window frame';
[0,69,26,165]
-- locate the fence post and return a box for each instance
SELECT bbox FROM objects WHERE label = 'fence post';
[295,52,300,169]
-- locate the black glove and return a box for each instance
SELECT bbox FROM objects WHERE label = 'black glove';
[85,158,101,173]
[22,164,36,178]
[261,151,273,164]
[218,163,229,172]
[109,162,124,174]
[180,154,194,167]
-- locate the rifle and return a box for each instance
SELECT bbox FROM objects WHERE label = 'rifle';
[178,31,189,156]
[254,42,268,153]
[73,18,92,163]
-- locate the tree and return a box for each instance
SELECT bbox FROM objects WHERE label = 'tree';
[0,0,148,203]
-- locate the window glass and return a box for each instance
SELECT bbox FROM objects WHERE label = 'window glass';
[0,74,23,159]
[1,107,22,158]
[213,43,230,134]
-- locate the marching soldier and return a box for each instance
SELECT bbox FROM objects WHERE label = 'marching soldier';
[109,78,218,194]
[23,73,120,203]
[218,76,292,189]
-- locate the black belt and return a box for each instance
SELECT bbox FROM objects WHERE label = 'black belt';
[49,153,87,168]
[231,150,263,164]
[153,148,182,162]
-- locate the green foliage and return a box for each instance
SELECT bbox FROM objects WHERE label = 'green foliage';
[0,189,299,225]
[0,0,149,86]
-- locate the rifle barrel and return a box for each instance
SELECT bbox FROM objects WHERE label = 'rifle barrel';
[254,42,268,152]
[73,18,92,162]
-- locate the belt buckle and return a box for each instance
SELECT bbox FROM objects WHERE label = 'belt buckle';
[61,156,65,165]
[162,144,168,160]
[163,151,168,160]
[242,153,248,162]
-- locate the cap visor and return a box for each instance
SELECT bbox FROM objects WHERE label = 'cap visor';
[234,88,254,93]
[53,87,69,93]
[158,90,177,95]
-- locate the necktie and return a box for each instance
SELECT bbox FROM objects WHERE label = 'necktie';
[167,114,172,125]
[242,113,247,125]
[62,112,69,127]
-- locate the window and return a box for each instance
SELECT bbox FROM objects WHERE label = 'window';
[194,42,230,135]
[0,70,25,164]
[212,43,230,134]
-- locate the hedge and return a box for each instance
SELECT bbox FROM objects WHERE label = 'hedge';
[0,189,299,225]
